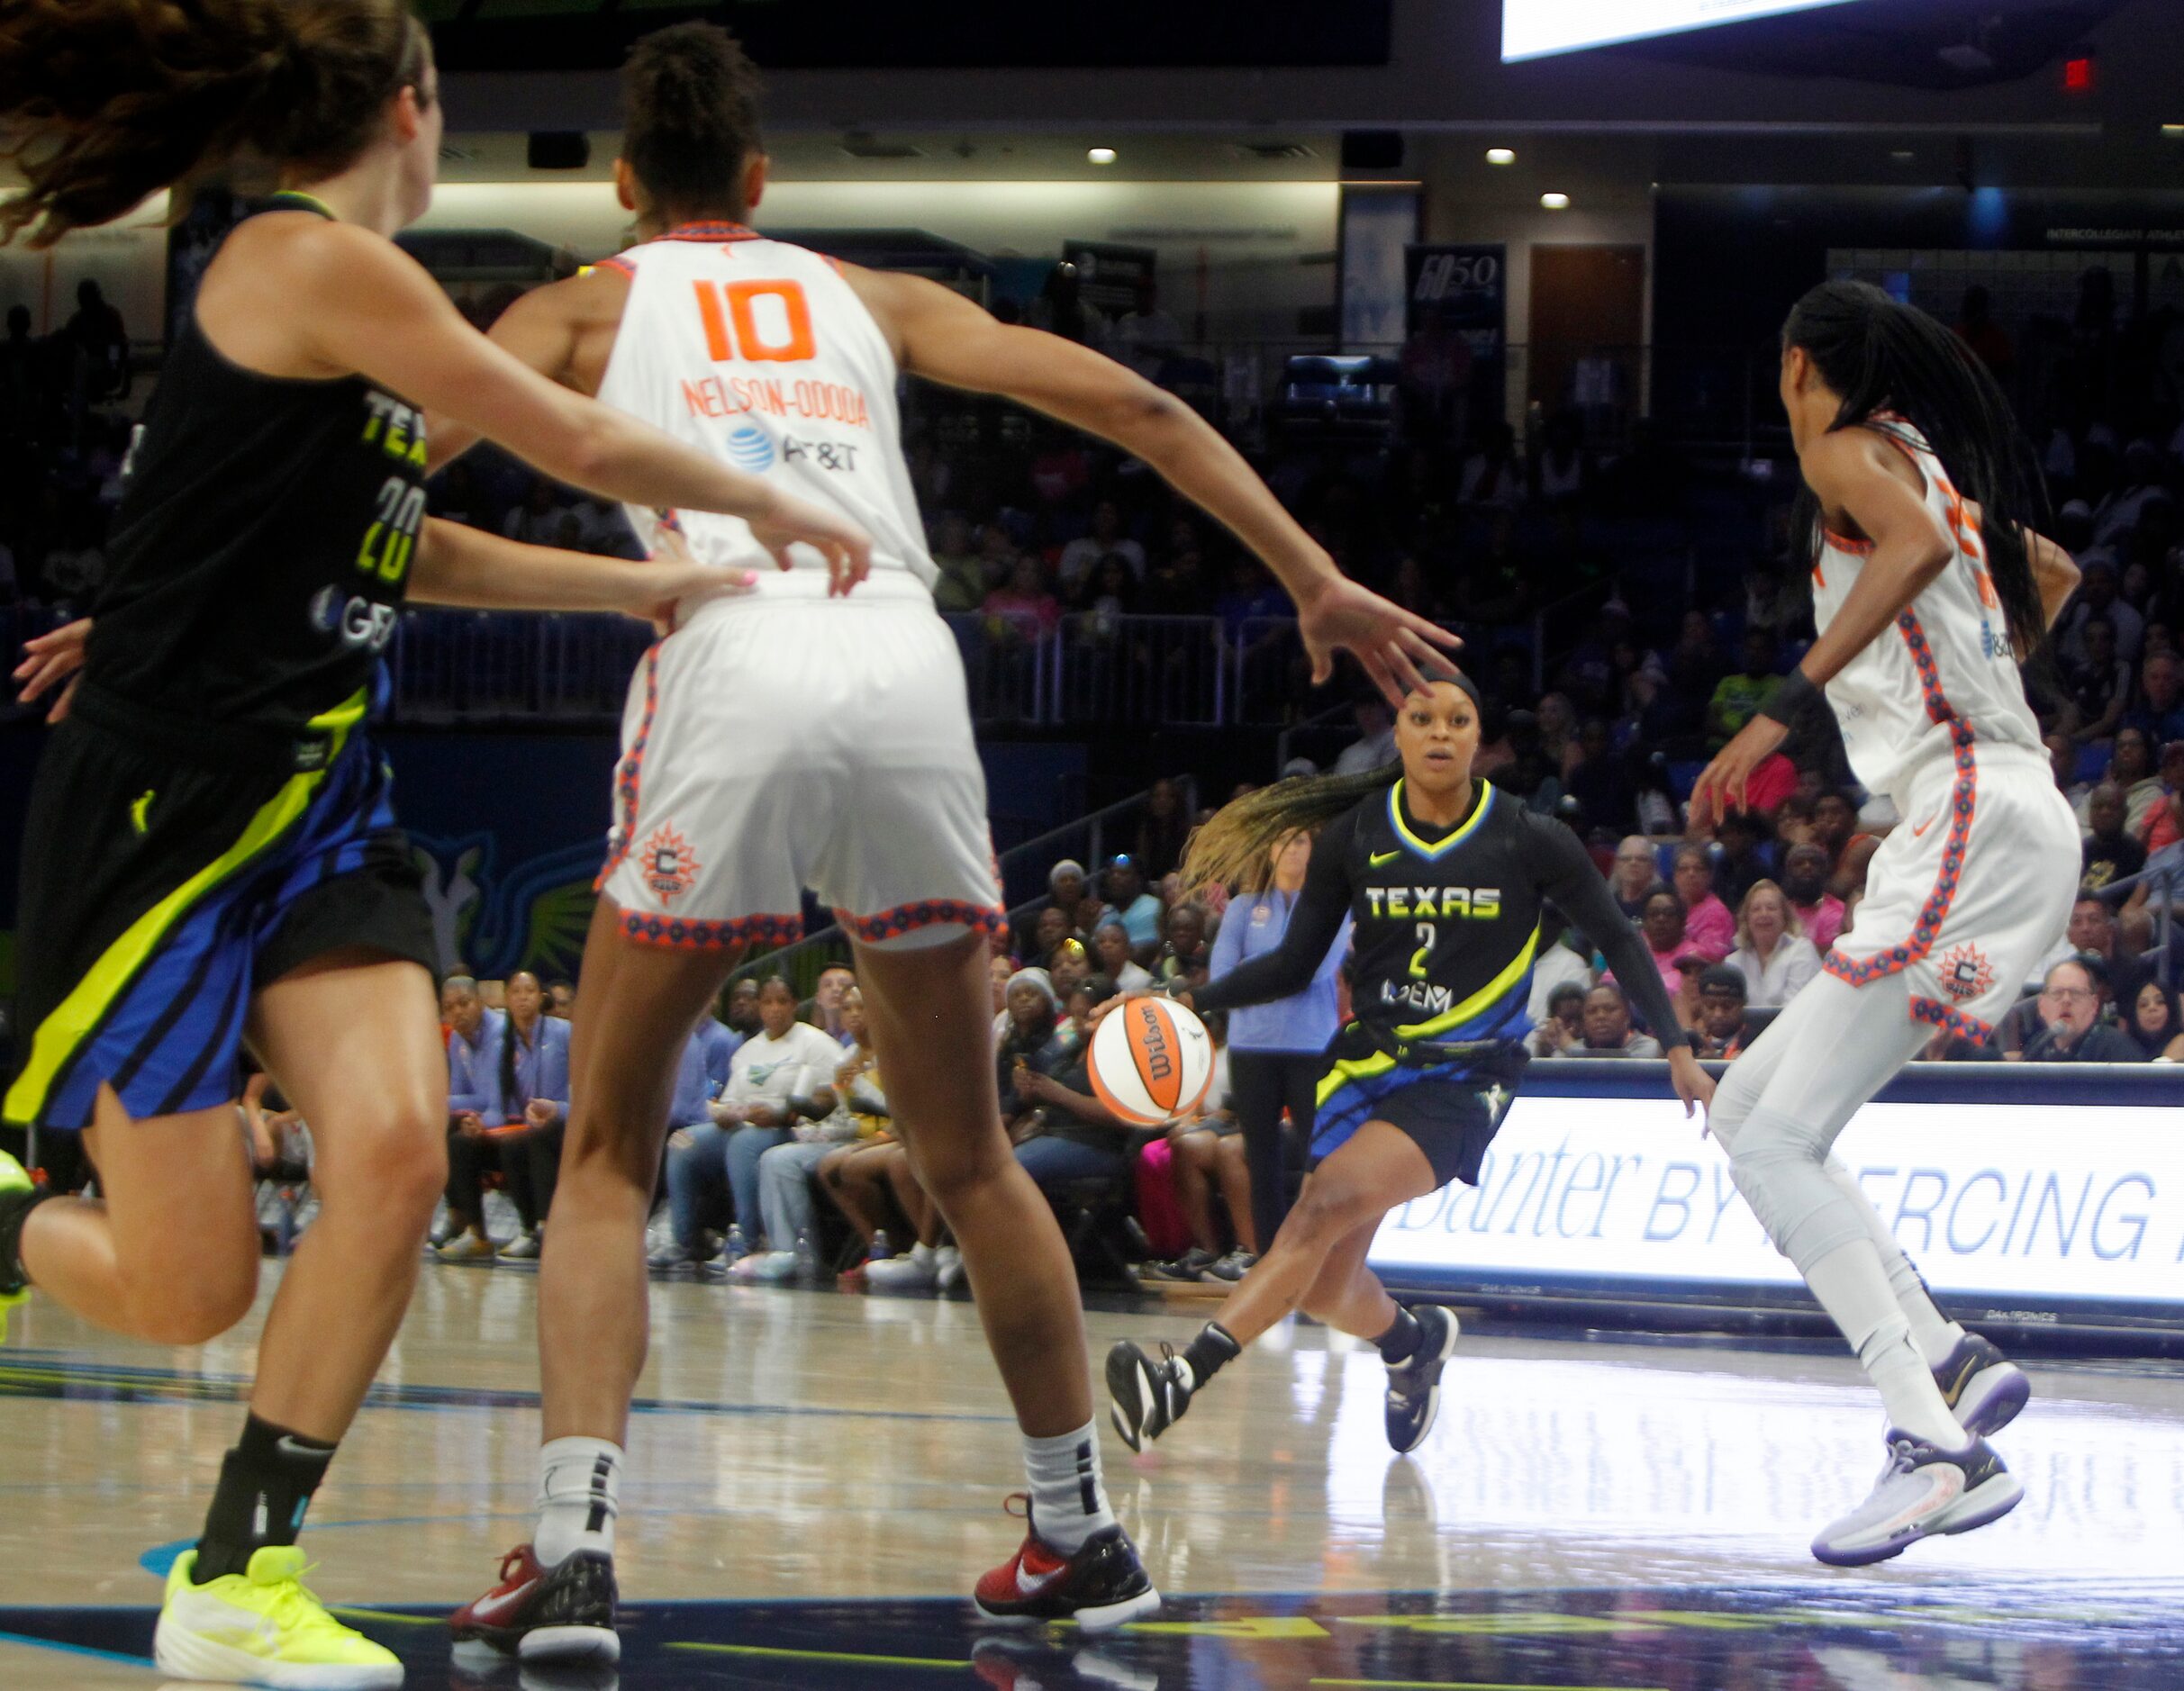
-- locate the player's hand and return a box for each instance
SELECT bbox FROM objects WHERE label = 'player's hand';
[1087,986,1174,1032]
[1668,1045,1716,1130]
[1291,574,1462,708]
[1689,715,1790,827]
[14,617,90,723]
[627,524,758,632]
[523,1099,558,1130]
[748,487,874,598]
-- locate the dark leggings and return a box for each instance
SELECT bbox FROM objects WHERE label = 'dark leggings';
[445,1122,566,1233]
[1228,1050,1323,1252]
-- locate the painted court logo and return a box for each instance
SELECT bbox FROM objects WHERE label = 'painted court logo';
[641,824,701,904]
[1938,942,1996,1002]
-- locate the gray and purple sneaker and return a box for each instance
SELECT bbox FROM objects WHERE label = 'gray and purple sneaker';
[1810,1429,2024,1567]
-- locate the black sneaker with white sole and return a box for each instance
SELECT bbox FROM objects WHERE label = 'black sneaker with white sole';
[1383,1304,1460,1454]
[1106,1340,1195,1452]
[1933,1332,2030,1437]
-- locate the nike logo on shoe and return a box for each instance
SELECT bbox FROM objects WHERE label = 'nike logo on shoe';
[466,1579,539,1623]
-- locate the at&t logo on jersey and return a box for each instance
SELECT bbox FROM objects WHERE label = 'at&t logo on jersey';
[724,425,775,472]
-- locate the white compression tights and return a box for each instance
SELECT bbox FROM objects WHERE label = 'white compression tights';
[1709,971,1971,1448]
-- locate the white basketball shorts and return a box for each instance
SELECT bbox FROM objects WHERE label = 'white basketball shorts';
[1822,737,2077,1041]
[596,573,1004,952]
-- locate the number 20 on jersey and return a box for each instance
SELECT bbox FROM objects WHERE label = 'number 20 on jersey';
[693,279,816,363]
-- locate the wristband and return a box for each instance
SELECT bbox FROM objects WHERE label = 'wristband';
[1758,667,1822,727]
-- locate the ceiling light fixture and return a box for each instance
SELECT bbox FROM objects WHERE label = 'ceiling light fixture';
[1087,147,1117,166]
[1541,191,1571,210]
[1486,148,1517,166]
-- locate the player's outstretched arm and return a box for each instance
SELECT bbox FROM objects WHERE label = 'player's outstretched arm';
[844,264,1454,703]
[410,519,753,624]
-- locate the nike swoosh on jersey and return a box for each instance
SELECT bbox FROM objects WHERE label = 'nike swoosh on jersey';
[1912,815,1937,837]
[1369,849,1404,867]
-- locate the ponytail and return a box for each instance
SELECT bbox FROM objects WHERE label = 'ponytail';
[1180,764,1397,900]
[1782,279,2052,661]
[0,0,431,249]
[497,1008,519,1124]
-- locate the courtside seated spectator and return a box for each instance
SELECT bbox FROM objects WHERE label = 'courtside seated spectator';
[1671,846,1735,962]
[1563,982,1663,1058]
[801,963,857,1044]
[1636,888,1708,997]
[1526,920,1596,1024]
[2017,959,2141,1062]
[1609,836,1656,919]
[1530,981,1588,1056]
[2064,895,2152,1008]
[1144,1010,1261,1284]
[1008,992,1134,1194]
[736,988,889,1281]
[1093,920,1154,991]
[436,976,505,1261]
[1728,880,1822,1009]
[1153,902,1212,991]
[476,970,572,1261]
[654,977,840,1271]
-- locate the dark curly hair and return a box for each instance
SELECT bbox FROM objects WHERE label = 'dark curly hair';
[621,22,765,222]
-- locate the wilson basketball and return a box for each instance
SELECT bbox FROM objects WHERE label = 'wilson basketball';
[1088,996,1216,1126]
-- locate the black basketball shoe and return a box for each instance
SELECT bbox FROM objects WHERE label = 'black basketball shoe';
[1384,1304,1460,1454]
[1105,1341,1197,1452]
[451,1544,619,1663]
[973,1499,1160,1631]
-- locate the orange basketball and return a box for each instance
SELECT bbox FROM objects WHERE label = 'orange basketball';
[1088,996,1216,1126]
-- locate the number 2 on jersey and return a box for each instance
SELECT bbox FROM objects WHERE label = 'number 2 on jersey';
[693,278,816,364]
[1409,922,1436,980]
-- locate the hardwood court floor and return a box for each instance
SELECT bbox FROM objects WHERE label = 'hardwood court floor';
[3,1262,2182,1688]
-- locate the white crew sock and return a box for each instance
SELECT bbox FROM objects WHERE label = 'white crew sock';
[1022,1420,1117,1555]
[1825,1158,1966,1366]
[535,1437,622,1568]
[1806,1240,1970,1451]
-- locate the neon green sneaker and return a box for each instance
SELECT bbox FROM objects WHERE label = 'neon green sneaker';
[153,1547,403,1687]
[0,1150,32,1345]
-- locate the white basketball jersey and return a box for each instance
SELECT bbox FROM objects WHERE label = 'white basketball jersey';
[594,223,935,593]
[1811,416,2044,805]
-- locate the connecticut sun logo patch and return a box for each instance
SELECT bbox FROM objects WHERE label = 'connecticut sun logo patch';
[1938,941,1995,1002]
[641,824,700,904]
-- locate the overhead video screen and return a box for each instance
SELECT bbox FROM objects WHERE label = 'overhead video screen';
[1502,0,1862,62]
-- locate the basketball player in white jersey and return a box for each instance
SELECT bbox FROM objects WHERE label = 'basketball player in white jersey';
[428,24,1457,1658]
[1692,281,2083,1568]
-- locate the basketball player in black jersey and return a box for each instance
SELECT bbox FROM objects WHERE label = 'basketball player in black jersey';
[1106,668,1712,1456]
[0,5,861,1684]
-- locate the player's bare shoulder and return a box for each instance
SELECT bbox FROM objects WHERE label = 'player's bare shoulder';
[496,264,634,397]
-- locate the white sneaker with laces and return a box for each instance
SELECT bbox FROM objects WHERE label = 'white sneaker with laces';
[1810,1428,2024,1566]
[866,1242,938,1288]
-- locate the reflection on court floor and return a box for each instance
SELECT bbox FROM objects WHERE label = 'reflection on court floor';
[0,1271,2180,1688]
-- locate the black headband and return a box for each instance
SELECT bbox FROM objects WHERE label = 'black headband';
[1407,659,1482,711]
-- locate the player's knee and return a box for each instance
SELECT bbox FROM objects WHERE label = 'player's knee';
[1289,1176,1370,1242]
[909,1125,1011,1207]
[131,1252,258,1343]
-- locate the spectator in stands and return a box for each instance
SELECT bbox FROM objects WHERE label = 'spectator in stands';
[1458,420,1524,507]
[1609,835,1659,919]
[435,976,505,1261]
[1527,918,1597,1025]
[501,476,565,547]
[2138,740,2184,855]
[1671,846,1735,962]
[997,969,1073,1122]
[983,553,1062,643]
[1332,695,1397,776]
[2058,557,2144,667]
[801,963,858,1044]
[735,989,892,1281]
[1105,854,1165,951]
[989,951,1017,1019]
[546,978,575,1020]
[1093,919,1154,992]
[1691,964,1753,1059]
[2018,959,2141,1062]
[2122,978,2184,1061]
[2063,616,2132,745]
[1142,1011,1249,1283]
[1049,937,1092,1002]
[1529,980,1589,1056]
[1636,888,1708,998]
[1780,840,1847,952]
[1712,812,1781,913]
[1031,905,1077,971]
[64,278,128,402]
[1727,880,1822,1009]
[2066,895,2152,1009]
[485,971,572,1261]
[1153,902,1212,991]
[1007,1019,1135,1194]
[1564,718,1636,835]
[655,977,842,1270]
[1565,982,1663,1058]
[1132,776,1191,882]
[2080,782,2148,893]
[723,976,762,1038]
[1057,498,1145,594]
[2125,650,2184,745]
[1707,630,1779,752]
[2101,727,2163,833]
[929,511,987,611]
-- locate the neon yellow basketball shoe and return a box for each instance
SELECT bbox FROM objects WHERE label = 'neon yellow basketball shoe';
[0,1150,33,1345]
[154,1547,403,1687]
